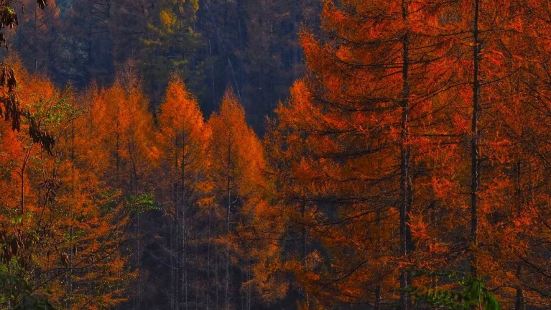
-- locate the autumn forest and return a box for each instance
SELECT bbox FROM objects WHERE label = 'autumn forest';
[0,0,549,309]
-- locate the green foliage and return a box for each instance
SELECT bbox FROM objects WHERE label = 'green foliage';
[409,270,501,310]
[0,259,27,306]
[0,259,53,309]
[141,0,203,103]
[100,190,160,215]
[15,295,54,310]
[126,193,160,215]
[97,189,122,213]
[33,92,81,131]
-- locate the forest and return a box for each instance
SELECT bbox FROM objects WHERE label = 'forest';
[0,0,549,309]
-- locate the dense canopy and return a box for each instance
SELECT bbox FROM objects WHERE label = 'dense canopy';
[0,0,549,309]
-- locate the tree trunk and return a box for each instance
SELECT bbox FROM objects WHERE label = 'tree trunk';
[375,286,381,310]
[375,208,383,310]
[399,1,412,309]
[225,139,232,310]
[301,203,310,308]
[514,161,524,310]
[470,0,481,278]
[181,136,189,310]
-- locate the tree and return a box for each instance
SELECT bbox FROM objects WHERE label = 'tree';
[469,1,551,306]
[13,0,61,75]
[404,1,551,307]
[141,0,202,106]
[207,89,265,310]
[83,72,156,193]
[81,71,157,308]
[156,76,210,310]
[0,1,54,153]
[0,62,131,308]
[257,0,476,307]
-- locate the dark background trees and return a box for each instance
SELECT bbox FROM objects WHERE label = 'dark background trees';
[11,0,321,130]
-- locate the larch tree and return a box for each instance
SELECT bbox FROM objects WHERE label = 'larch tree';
[406,0,551,308]
[0,61,131,308]
[83,76,156,193]
[82,74,157,308]
[207,89,265,310]
[469,1,551,307]
[259,0,472,307]
[156,76,210,310]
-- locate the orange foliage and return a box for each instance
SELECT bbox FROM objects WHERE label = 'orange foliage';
[1,1,549,308]
[0,61,131,308]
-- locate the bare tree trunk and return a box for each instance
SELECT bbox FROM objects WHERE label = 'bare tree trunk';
[374,286,381,310]
[215,241,220,309]
[63,121,77,309]
[248,262,252,310]
[301,204,310,308]
[225,139,232,310]
[399,1,412,309]
[181,135,189,310]
[514,161,525,310]
[171,145,179,310]
[375,208,382,310]
[206,207,212,310]
[225,169,231,309]
[170,215,176,310]
[470,0,481,278]
[196,234,201,310]
[19,148,32,215]
[136,211,142,308]
[515,264,524,310]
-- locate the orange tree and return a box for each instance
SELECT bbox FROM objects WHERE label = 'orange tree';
[155,76,211,309]
[0,62,131,308]
[0,1,53,152]
[207,90,265,309]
